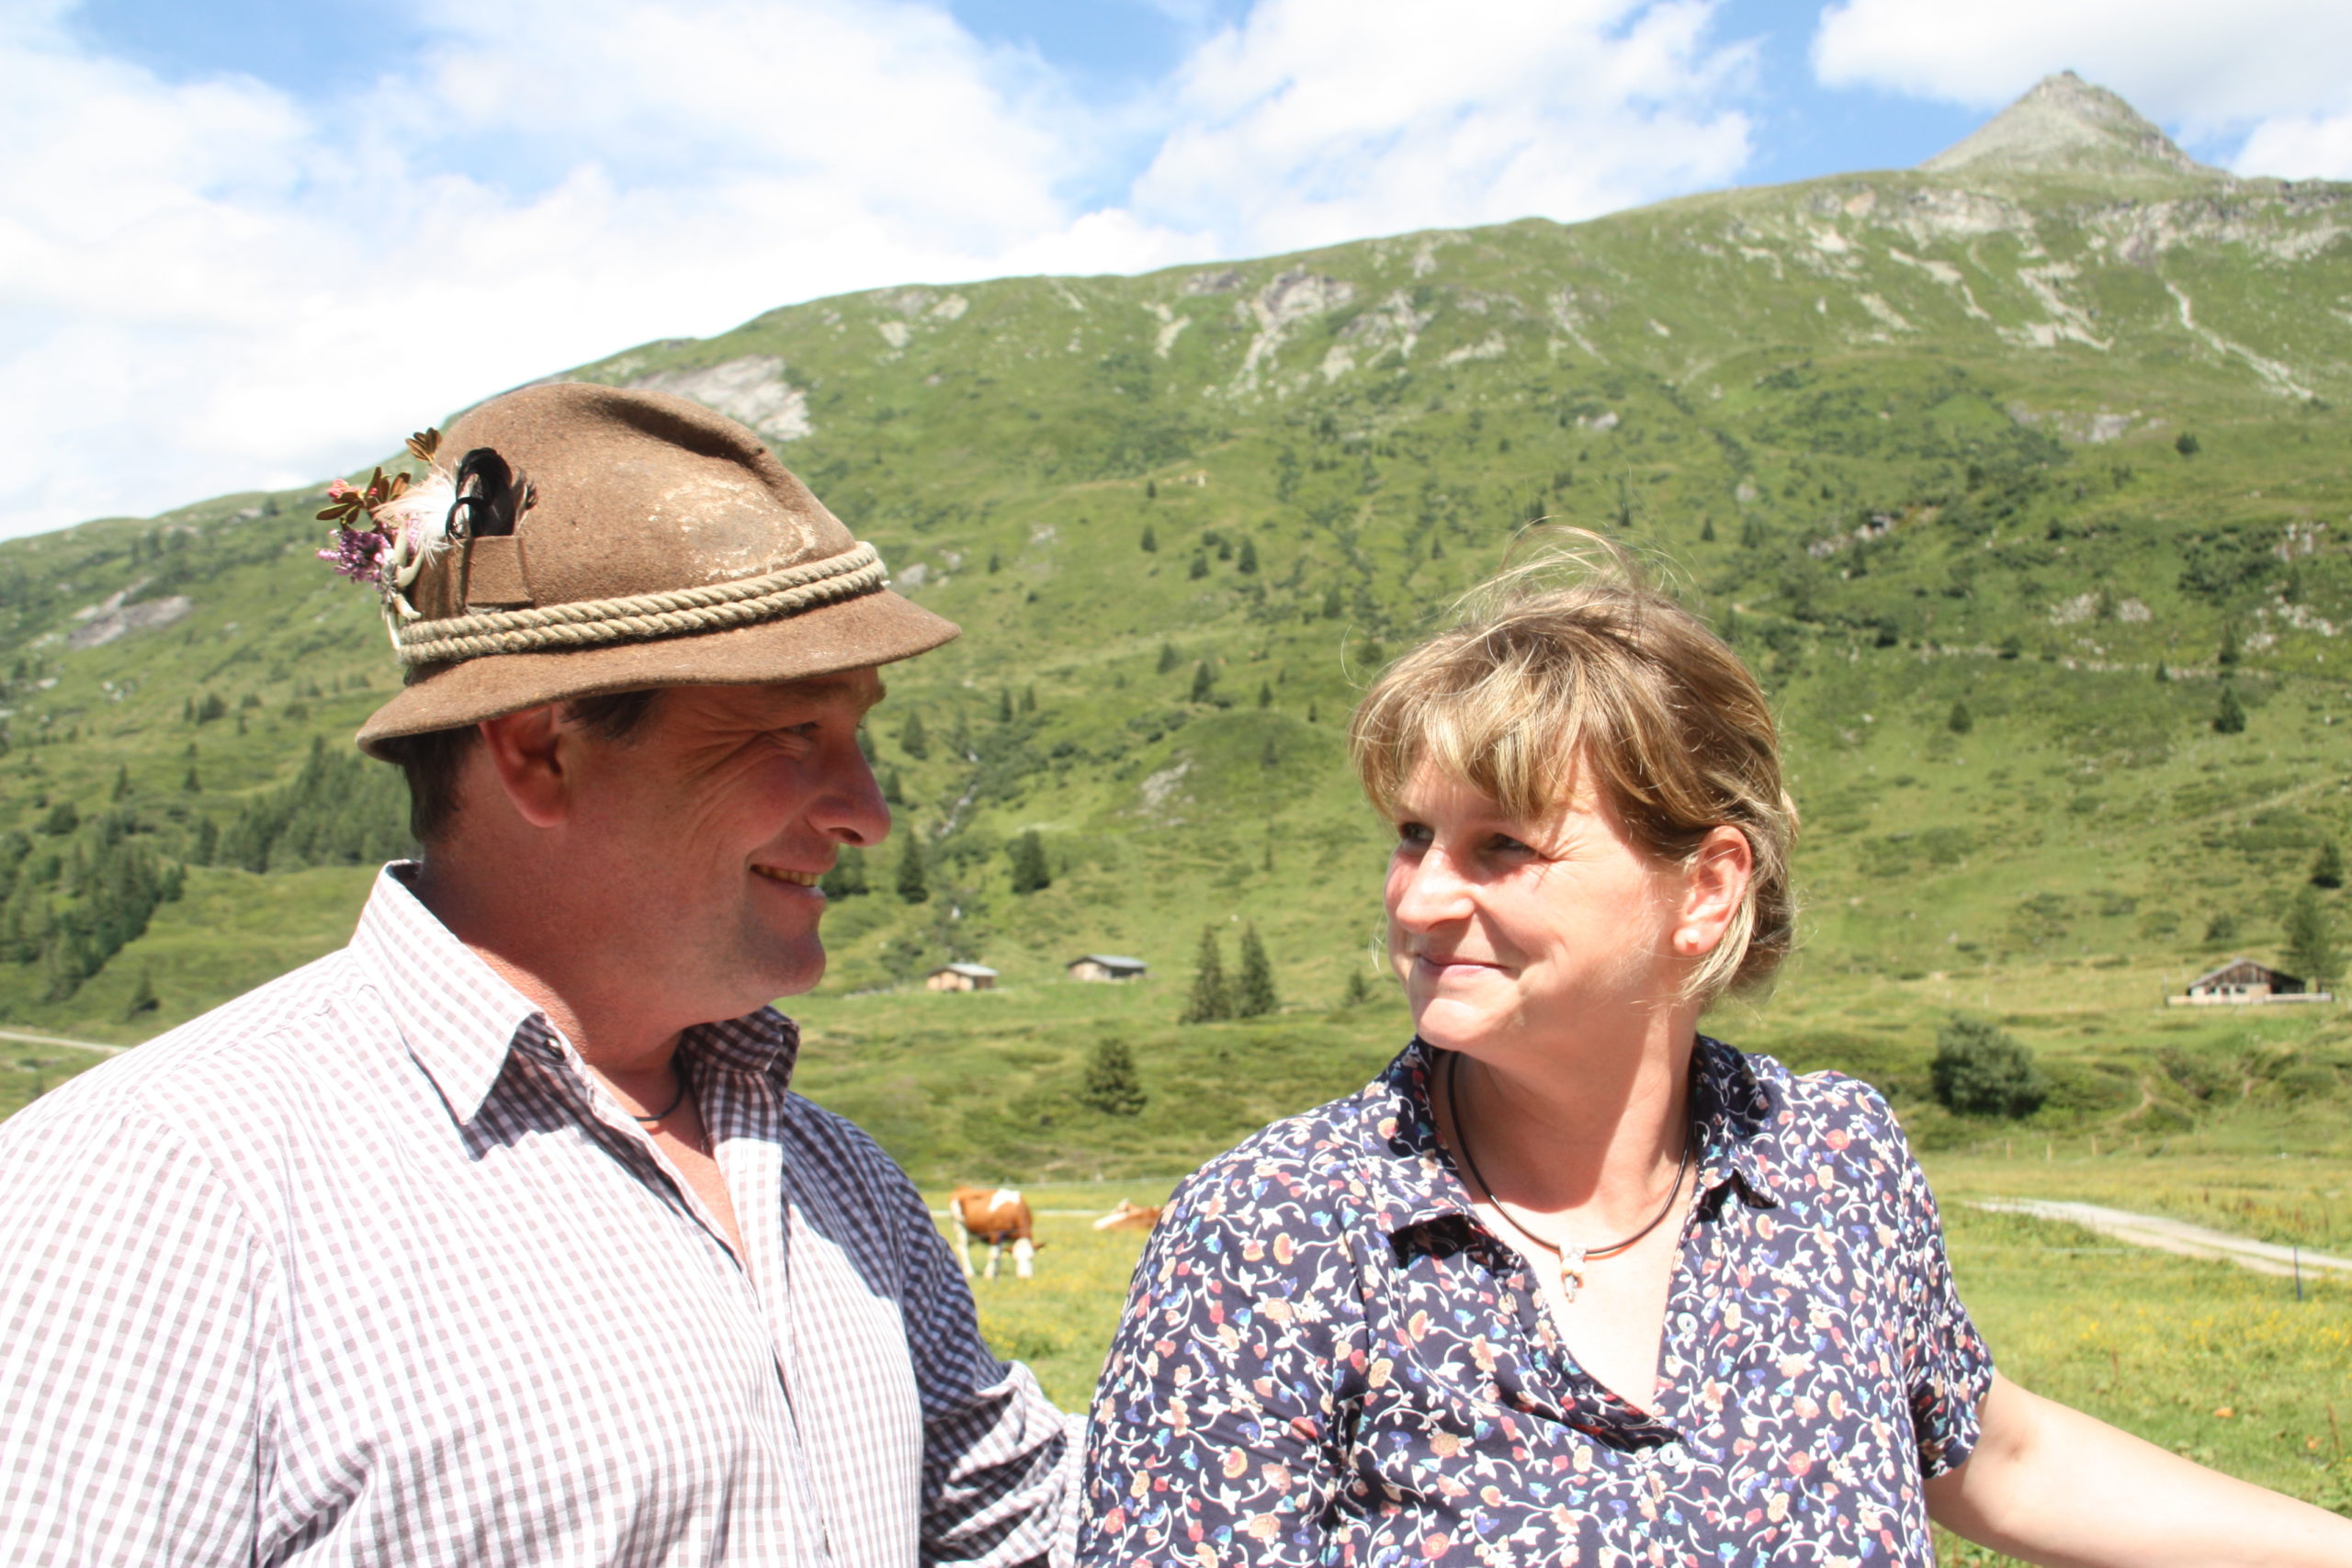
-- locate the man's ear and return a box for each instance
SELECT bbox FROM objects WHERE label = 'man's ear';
[473,705,571,829]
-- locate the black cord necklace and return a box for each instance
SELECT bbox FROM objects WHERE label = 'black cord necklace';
[630,1067,689,1126]
[1442,1050,1691,1303]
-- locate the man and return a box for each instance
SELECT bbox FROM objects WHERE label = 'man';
[0,385,1075,1565]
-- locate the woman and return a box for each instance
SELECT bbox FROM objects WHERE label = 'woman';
[1081,547,2352,1565]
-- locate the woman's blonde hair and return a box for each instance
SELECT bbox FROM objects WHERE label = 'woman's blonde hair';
[1348,533,1798,1000]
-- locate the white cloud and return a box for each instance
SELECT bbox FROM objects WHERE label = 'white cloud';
[1131,0,1754,255]
[1812,0,2352,176]
[0,0,1762,539]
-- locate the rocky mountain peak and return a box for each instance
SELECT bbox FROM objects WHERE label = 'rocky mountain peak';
[1921,71,2219,182]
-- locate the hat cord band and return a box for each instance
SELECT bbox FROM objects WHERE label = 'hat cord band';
[393,541,888,664]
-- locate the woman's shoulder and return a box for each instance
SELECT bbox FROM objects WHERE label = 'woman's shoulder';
[1159,1044,1426,1238]
[1698,1035,1912,1156]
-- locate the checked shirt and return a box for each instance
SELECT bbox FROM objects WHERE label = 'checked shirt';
[0,864,1075,1566]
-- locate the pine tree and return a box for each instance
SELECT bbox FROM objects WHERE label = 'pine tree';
[1947,700,1973,735]
[1429,533,1445,559]
[122,967,158,1021]
[1157,642,1180,674]
[2285,886,2342,985]
[899,710,930,760]
[881,768,904,805]
[1140,525,1158,552]
[986,551,1001,573]
[1237,536,1260,574]
[1146,479,1159,501]
[1009,829,1051,894]
[1189,661,1216,704]
[2214,684,2247,734]
[896,837,930,904]
[1021,685,1037,714]
[1235,924,1277,1017]
[1188,552,1210,580]
[1181,927,1230,1023]
[820,846,867,898]
[1321,583,1344,619]
[111,765,130,802]
[1079,1039,1147,1116]
[1340,968,1374,1007]
[1257,681,1272,708]
[2313,841,2344,890]
[1700,517,1716,542]
[997,688,1014,723]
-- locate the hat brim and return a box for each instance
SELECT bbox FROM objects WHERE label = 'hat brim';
[355,587,958,757]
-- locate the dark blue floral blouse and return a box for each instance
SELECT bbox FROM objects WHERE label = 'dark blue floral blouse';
[1080,1039,1992,1567]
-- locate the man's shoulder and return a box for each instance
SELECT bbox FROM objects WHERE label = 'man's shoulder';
[776,1090,927,1207]
[2,946,379,1145]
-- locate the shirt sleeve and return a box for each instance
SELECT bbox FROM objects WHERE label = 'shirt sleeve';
[1080,1156,1367,1568]
[0,1097,275,1566]
[893,1175,1080,1568]
[1883,1105,1995,1477]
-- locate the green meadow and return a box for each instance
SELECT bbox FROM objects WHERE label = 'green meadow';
[3,80,2351,1542]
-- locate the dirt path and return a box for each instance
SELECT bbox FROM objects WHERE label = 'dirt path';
[0,1028,126,1056]
[1970,1198,2352,1281]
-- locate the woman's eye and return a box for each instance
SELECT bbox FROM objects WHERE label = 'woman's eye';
[1396,822,1431,848]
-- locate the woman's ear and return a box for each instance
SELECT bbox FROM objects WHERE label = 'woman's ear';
[1675,826,1754,955]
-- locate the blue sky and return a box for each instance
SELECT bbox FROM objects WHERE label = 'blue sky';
[7,0,2349,539]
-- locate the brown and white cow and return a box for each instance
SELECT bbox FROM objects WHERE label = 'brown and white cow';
[949,1186,1038,1280]
[1091,1199,1161,1233]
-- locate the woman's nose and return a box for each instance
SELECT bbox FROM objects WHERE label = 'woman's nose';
[1389,848,1473,928]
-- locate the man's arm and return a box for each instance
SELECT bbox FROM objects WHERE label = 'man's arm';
[0,1100,272,1565]
[894,1180,1080,1568]
[1928,1373,2352,1567]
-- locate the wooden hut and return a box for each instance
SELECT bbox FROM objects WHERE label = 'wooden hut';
[1066,953,1148,983]
[925,963,1000,993]
[2170,958,2330,1005]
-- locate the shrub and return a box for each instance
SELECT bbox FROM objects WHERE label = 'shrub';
[1930,1015,2047,1119]
[2312,841,2343,890]
[1080,1039,1147,1116]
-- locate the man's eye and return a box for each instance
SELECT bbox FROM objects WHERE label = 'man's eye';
[1396,822,1431,847]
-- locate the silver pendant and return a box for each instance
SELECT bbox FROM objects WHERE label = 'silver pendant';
[1559,1245,1588,1303]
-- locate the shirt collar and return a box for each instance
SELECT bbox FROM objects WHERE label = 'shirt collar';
[348,863,802,1126]
[1357,1034,1787,1238]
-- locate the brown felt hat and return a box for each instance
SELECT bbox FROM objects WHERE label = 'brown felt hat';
[354,382,956,756]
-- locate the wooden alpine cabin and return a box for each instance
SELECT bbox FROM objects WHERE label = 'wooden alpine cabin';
[925,963,1000,993]
[2170,958,2331,1006]
[1066,953,1148,983]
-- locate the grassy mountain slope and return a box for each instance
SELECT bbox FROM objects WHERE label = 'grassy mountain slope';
[3,78,2351,1186]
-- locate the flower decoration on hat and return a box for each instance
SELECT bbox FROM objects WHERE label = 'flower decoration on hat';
[317,429,535,633]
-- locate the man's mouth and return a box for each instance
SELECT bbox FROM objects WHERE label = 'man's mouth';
[752,865,821,886]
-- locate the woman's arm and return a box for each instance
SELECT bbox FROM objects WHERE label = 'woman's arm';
[1928,1372,2352,1567]
[1080,1159,1366,1567]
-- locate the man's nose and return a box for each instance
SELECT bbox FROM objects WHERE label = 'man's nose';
[817,745,893,847]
